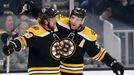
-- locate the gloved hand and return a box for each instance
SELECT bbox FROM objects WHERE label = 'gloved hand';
[1,33,9,44]
[18,0,35,14]
[3,45,14,56]
[1,33,19,44]
[18,0,41,19]
[110,60,124,75]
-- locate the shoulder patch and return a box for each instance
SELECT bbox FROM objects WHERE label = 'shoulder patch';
[78,26,97,41]
[32,26,39,30]
[27,24,49,37]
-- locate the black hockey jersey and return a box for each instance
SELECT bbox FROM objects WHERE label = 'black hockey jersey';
[57,17,111,75]
[10,24,61,75]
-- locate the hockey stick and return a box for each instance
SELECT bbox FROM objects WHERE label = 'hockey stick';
[6,56,10,75]
[5,1,35,73]
[5,12,35,75]
[5,23,21,75]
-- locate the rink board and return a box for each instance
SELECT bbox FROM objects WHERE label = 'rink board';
[0,70,133,75]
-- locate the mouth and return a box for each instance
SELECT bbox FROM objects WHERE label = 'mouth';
[72,24,75,26]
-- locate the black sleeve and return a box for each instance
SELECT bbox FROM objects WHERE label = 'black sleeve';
[101,52,115,66]
[10,35,29,52]
[85,41,101,58]
[85,40,115,66]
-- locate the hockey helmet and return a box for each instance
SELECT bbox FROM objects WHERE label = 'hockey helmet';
[39,8,58,20]
[70,8,86,18]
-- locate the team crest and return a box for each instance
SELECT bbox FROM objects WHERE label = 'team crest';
[60,38,76,58]
[50,40,60,60]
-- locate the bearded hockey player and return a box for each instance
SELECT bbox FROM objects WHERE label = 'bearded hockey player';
[3,5,61,75]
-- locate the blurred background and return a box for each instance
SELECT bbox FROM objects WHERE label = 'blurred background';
[0,0,134,73]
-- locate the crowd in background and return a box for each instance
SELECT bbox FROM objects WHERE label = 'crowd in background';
[0,14,37,71]
[77,0,134,28]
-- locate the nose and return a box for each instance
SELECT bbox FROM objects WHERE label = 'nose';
[71,19,76,24]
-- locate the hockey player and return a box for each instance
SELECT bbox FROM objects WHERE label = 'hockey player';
[57,8,124,75]
[17,1,124,75]
[2,7,61,75]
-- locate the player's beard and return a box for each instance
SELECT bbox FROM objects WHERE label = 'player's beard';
[49,24,57,30]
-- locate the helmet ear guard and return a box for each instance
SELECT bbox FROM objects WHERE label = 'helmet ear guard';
[71,7,87,19]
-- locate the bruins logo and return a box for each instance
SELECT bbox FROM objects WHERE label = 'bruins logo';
[50,40,60,60]
[60,38,76,58]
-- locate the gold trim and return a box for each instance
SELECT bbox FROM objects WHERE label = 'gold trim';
[21,37,27,48]
[92,48,103,60]
[98,51,107,61]
[28,67,60,72]
[18,38,24,51]
[60,68,83,74]
[60,61,83,67]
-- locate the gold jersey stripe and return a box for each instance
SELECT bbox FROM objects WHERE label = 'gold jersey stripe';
[92,48,103,60]
[18,38,24,51]
[60,68,83,74]
[60,61,84,67]
[21,37,27,48]
[28,67,60,72]
[98,51,107,61]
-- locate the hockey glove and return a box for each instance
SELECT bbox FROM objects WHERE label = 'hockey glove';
[101,53,124,75]
[110,60,124,75]
[3,43,15,56]
[18,0,35,14]
[18,0,41,19]
[1,33,18,44]
[1,33,9,44]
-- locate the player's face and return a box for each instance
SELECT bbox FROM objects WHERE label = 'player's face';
[69,15,83,30]
[48,17,57,29]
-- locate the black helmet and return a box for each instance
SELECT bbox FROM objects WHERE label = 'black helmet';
[39,8,58,20]
[71,8,86,18]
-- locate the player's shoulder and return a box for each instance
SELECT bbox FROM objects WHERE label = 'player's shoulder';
[26,24,48,37]
[27,24,41,32]
[56,15,70,29]
[78,26,97,41]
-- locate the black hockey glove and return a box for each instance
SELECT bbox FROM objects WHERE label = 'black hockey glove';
[101,53,124,75]
[18,0,35,14]
[110,60,124,75]
[1,33,18,44]
[18,0,41,19]
[3,43,15,56]
[1,33,10,44]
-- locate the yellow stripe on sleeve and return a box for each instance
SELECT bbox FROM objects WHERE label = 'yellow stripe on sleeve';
[98,51,107,61]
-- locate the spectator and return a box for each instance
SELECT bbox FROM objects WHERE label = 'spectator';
[0,15,20,70]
